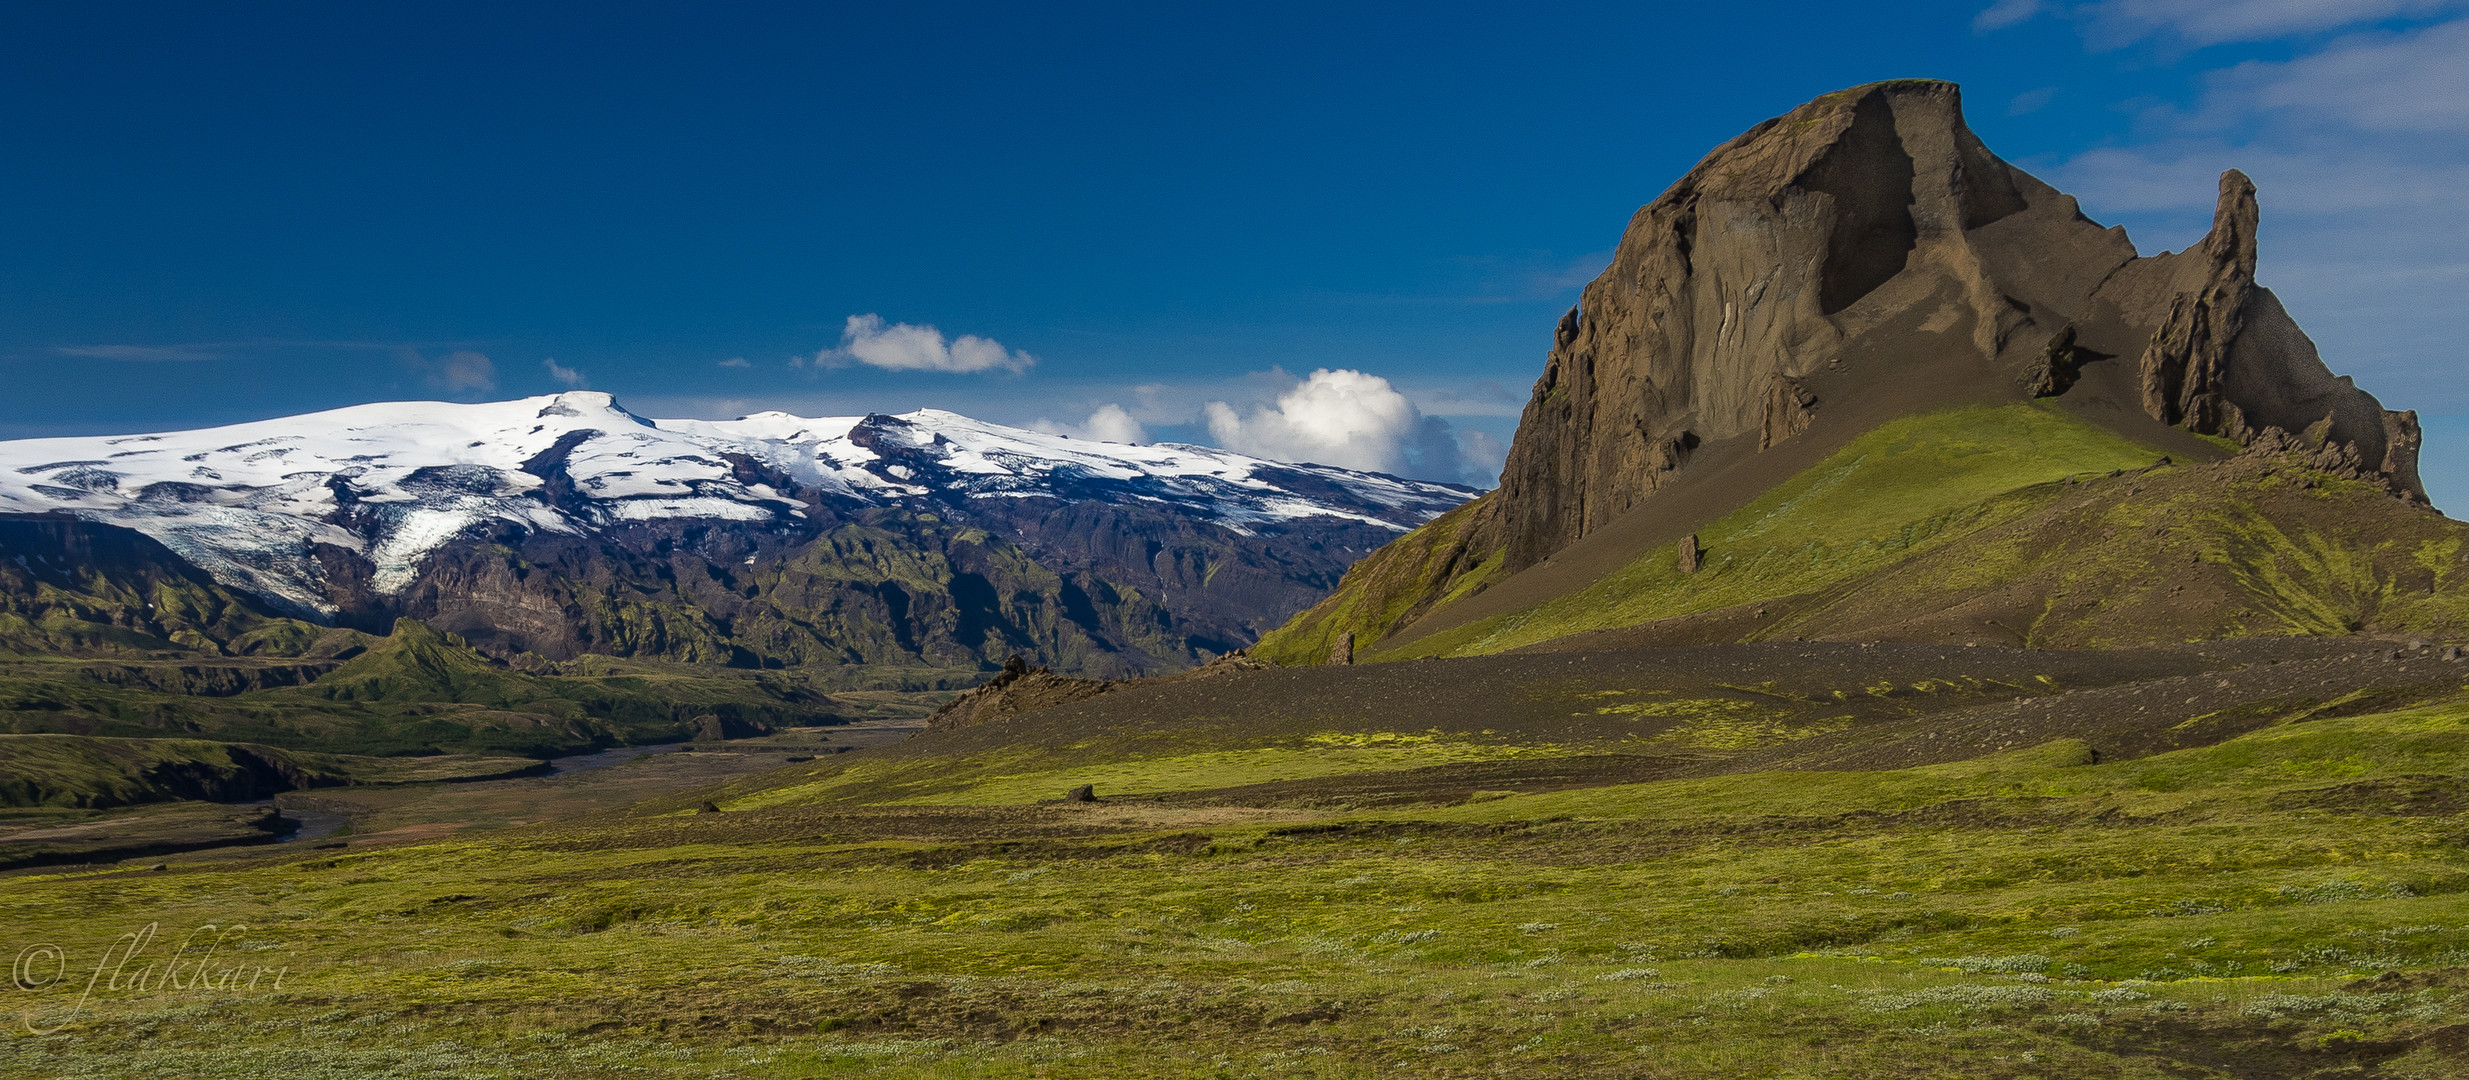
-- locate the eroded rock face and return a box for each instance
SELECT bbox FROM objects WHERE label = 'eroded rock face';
[1482,79,2421,575]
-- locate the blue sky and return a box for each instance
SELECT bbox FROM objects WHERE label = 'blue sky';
[1,1,2462,502]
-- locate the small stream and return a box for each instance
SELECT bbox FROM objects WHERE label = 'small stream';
[278,810,353,844]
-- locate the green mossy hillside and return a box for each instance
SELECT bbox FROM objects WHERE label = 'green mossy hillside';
[1279,403,2467,662]
[1251,498,1503,666]
[0,514,336,658]
[0,733,540,808]
[0,619,852,757]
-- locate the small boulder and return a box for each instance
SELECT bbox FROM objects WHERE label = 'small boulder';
[696,801,722,814]
[1328,630,1355,666]
[1065,784,1096,803]
[1677,534,1702,574]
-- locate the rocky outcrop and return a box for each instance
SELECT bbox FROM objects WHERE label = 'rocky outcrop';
[926,655,1118,728]
[1480,80,2423,578]
[1328,631,1355,665]
[2112,172,2415,488]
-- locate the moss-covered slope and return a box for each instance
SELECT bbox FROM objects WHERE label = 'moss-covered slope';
[0,618,848,757]
[1264,404,2468,662]
[0,513,336,657]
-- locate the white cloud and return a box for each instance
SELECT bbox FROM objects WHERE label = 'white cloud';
[822,313,1034,374]
[1032,403,1149,444]
[1205,368,1422,474]
[2235,19,2469,131]
[1455,428,1508,482]
[717,356,751,369]
[2086,0,2464,46]
[542,358,588,388]
[1975,0,2046,32]
[1200,367,1500,485]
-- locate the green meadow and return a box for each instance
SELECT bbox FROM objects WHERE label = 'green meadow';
[7,692,2469,1078]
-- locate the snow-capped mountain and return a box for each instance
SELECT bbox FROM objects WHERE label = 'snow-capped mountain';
[0,393,1474,629]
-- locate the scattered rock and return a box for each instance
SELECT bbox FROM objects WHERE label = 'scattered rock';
[696,801,721,814]
[1065,784,1096,803]
[2021,324,2093,398]
[1760,375,1817,449]
[1328,630,1355,666]
[1678,534,1703,575]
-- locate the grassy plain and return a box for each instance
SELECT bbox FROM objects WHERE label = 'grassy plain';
[6,658,2469,1078]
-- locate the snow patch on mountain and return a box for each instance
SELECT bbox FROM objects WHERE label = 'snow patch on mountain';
[0,392,1474,614]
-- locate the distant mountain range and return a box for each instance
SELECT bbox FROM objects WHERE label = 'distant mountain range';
[1,393,1473,680]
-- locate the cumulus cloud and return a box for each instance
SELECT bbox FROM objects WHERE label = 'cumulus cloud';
[821,314,1034,374]
[1032,403,1149,444]
[1455,428,1509,481]
[542,358,588,388]
[1205,369,1419,473]
[1203,368,1498,486]
[398,348,497,393]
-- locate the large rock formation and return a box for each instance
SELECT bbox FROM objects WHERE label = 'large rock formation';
[1493,79,2418,573]
[1254,79,2433,663]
